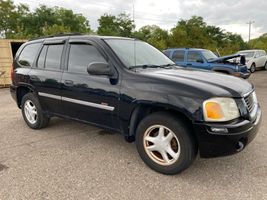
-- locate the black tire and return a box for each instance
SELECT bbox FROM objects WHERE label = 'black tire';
[250,63,256,73]
[135,112,197,175]
[21,93,50,129]
[264,62,267,70]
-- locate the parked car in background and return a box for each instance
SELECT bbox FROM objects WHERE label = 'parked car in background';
[163,48,250,79]
[237,50,267,73]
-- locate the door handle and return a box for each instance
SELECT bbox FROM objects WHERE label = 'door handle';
[64,80,74,86]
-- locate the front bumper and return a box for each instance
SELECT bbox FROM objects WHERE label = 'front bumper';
[233,72,251,79]
[193,107,261,158]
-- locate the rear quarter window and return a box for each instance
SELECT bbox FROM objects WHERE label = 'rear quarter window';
[18,43,41,67]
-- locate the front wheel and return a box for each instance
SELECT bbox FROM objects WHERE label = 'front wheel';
[135,112,197,175]
[264,62,267,70]
[250,63,256,73]
[21,93,50,129]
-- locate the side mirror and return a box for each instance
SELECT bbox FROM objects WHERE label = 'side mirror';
[87,62,114,76]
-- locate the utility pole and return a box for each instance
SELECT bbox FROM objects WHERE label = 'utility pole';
[247,21,255,42]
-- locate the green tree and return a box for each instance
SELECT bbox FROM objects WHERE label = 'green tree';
[0,0,29,38]
[0,1,91,39]
[97,13,135,37]
[134,25,168,50]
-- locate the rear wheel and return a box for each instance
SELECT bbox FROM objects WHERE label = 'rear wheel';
[135,112,197,175]
[250,63,256,73]
[21,93,50,129]
[264,62,267,70]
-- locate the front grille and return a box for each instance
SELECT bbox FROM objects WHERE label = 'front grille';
[244,91,257,113]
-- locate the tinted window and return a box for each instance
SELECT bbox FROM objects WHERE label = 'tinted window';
[188,51,203,62]
[18,43,41,67]
[37,45,48,68]
[172,50,185,62]
[68,44,106,74]
[45,45,63,70]
[163,50,171,58]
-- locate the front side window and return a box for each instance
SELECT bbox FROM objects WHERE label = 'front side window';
[188,51,203,63]
[68,44,106,74]
[18,43,41,67]
[172,50,185,62]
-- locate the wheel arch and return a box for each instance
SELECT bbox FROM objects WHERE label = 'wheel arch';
[127,103,196,143]
[16,84,37,108]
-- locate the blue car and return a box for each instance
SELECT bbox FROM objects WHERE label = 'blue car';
[163,48,250,79]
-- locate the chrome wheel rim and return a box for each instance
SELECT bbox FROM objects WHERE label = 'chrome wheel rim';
[143,125,181,166]
[24,100,37,124]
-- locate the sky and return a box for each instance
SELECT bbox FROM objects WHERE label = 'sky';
[13,0,267,41]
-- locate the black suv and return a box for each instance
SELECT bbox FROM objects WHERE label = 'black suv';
[10,34,261,175]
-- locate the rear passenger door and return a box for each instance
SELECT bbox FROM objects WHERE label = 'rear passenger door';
[186,51,208,70]
[171,50,186,67]
[29,40,65,115]
[61,40,120,130]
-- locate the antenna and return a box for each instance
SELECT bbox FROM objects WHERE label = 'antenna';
[132,0,136,67]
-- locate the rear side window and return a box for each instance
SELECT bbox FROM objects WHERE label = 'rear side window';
[172,50,185,62]
[45,45,63,70]
[68,44,106,74]
[37,46,48,68]
[18,43,41,67]
[187,51,203,62]
[37,44,63,70]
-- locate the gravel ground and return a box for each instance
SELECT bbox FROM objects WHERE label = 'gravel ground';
[0,71,266,200]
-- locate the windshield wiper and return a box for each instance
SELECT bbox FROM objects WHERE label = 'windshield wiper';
[129,64,175,70]
[128,64,162,70]
[160,63,176,67]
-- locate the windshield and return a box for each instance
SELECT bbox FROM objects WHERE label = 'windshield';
[238,51,254,58]
[105,39,174,68]
[202,50,218,61]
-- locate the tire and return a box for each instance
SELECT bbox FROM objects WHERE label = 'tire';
[135,112,197,175]
[264,62,267,70]
[250,63,256,73]
[21,93,50,129]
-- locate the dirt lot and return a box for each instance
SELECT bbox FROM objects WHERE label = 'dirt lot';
[0,71,266,200]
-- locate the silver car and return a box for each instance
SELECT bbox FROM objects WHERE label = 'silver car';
[238,50,267,73]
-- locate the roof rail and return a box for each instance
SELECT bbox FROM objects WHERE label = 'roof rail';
[29,32,83,41]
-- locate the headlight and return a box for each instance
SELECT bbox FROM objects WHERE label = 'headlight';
[203,98,240,122]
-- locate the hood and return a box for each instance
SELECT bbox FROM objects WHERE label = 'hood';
[208,54,242,63]
[139,68,253,98]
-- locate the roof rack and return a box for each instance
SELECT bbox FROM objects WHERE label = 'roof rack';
[29,33,83,41]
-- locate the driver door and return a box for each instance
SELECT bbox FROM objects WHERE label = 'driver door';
[61,40,120,129]
[186,51,208,70]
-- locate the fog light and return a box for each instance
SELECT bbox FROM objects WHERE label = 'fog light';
[210,127,228,134]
